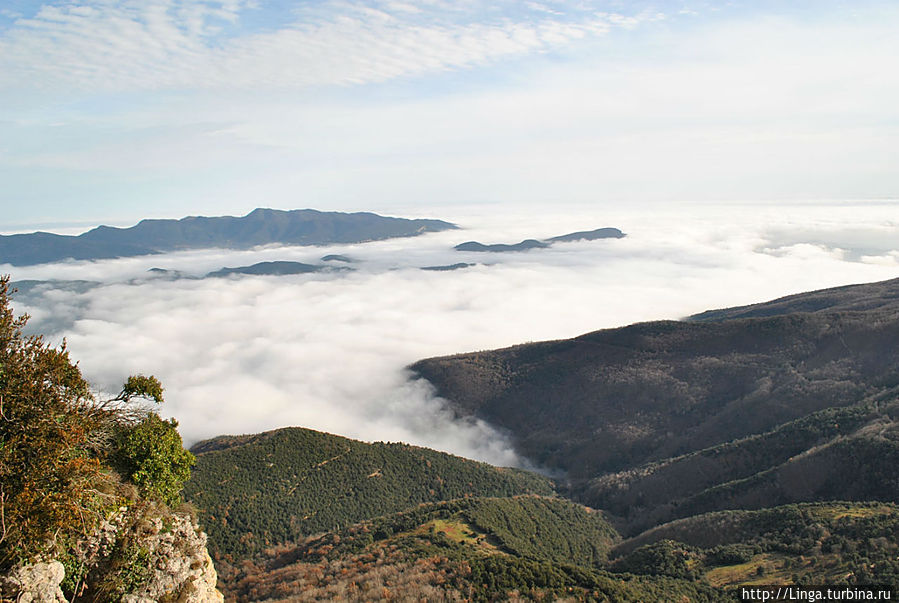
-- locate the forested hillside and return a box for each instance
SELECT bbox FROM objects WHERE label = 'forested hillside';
[612,502,899,588]
[400,276,899,598]
[583,398,899,533]
[220,496,899,601]
[184,421,899,599]
[413,308,899,479]
[184,427,554,562]
[222,496,719,602]
[412,278,899,532]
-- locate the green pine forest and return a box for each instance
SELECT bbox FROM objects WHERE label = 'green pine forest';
[186,424,899,601]
[184,427,554,559]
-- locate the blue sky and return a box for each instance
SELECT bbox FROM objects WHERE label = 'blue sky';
[1,0,897,230]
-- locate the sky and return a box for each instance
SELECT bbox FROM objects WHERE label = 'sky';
[1,0,898,230]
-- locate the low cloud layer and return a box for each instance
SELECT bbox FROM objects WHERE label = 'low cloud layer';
[5,202,899,467]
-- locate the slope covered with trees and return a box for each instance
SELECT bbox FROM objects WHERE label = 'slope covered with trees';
[412,308,899,478]
[612,502,899,588]
[412,278,899,530]
[583,398,899,533]
[220,496,899,599]
[222,496,719,602]
[184,427,555,561]
[223,496,899,600]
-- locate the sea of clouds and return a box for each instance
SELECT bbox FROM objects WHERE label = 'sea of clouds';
[4,201,899,467]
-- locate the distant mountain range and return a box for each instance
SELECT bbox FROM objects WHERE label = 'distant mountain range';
[454,227,625,253]
[0,208,457,266]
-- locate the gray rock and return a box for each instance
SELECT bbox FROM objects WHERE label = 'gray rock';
[2,510,223,603]
[0,561,66,603]
[116,513,224,603]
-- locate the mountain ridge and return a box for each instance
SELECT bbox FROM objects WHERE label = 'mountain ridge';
[410,276,899,538]
[454,226,625,253]
[0,208,457,266]
[688,276,899,321]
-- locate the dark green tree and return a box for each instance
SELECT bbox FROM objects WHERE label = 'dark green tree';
[115,374,164,404]
[118,413,195,506]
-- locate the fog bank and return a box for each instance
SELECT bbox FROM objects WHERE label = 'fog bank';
[6,201,898,466]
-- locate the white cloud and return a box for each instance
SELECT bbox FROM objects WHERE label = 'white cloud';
[7,202,899,466]
[0,0,639,93]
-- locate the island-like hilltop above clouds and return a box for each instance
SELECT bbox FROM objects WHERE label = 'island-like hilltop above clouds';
[1,208,628,280]
[0,208,629,269]
[0,208,457,266]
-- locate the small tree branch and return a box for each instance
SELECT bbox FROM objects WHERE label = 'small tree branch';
[0,486,8,544]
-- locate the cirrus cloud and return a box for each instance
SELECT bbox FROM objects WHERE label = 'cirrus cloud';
[0,0,650,93]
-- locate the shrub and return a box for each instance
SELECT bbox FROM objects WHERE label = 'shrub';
[117,413,195,506]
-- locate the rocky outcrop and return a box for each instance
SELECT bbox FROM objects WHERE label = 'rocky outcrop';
[2,508,223,602]
[120,513,223,603]
[0,561,66,602]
